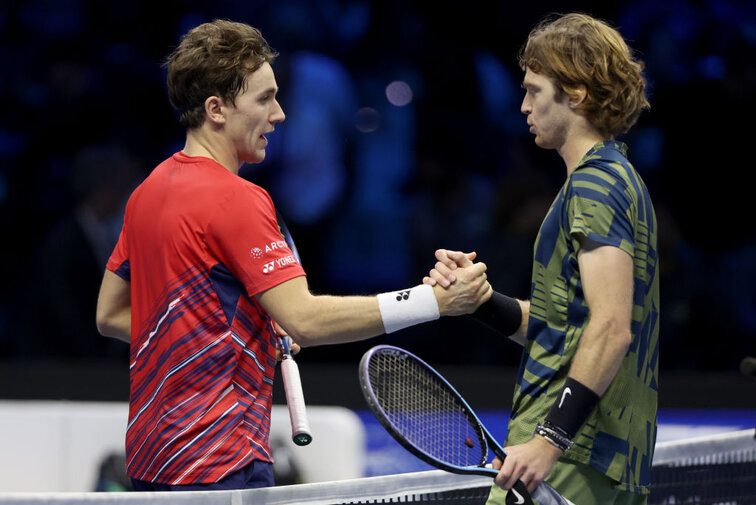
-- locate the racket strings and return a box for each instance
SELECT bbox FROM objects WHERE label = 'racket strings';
[368,351,487,468]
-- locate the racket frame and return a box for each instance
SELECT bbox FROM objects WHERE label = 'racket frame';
[359,345,500,477]
[359,345,576,505]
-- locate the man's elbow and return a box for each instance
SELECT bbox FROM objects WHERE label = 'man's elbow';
[95,316,117,339]
[96,310,130,342]
[95,316,113,337]
[591,315,633,351]
[285,324,320,348]
[95,304,112,336]
[617,329,633,352]
[280,312,328,348]
[609,323,633,353]
[270,292,326,348]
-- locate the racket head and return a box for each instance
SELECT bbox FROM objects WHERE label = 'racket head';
[359,345,496,476]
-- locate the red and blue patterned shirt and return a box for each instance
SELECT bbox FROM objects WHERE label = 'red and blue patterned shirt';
[107,152,305,484]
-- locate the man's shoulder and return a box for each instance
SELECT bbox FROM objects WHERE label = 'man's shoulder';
[574,141,637,186]
[569,162,633,199]
[149,154,270,195]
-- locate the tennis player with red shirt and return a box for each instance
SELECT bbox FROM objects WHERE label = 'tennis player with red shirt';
[96,20,492,492]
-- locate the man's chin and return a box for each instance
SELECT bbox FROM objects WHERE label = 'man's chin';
[244,151,266,165]
[533,136,554,150]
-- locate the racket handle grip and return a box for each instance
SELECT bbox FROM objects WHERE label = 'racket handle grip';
[281,357,312,446]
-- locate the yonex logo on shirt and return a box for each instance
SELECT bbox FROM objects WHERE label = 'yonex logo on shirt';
[262,256,299,275]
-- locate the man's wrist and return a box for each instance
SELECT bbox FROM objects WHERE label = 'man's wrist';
[469,291,522,336]
[535,422,574,452]
[377,284,440,333]
[545,377,601,439]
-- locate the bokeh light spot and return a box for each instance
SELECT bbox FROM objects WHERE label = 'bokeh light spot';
[385,80,413,107]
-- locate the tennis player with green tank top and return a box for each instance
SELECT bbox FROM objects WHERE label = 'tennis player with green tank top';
[424,12,659,505]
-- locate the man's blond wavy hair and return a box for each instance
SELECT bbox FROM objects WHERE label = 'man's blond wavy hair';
[519,13,650,138]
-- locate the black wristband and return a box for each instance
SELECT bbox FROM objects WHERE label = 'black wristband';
[544,377,600,439]
[469,291,522,336]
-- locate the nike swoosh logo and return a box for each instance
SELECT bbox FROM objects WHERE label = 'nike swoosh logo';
[510,488,525,504]
[559,387,572,409]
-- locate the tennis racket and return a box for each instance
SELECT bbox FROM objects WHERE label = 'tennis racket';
[275,211,312,446]
[359,345,575,505]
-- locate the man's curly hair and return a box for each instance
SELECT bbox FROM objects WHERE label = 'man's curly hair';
[519,13,650,138]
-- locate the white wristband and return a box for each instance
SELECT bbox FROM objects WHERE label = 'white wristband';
[376,284,440,334]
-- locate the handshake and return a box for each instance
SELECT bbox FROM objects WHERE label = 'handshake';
[422,249,492,317]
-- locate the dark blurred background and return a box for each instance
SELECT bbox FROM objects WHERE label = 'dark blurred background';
[0,0,754,406]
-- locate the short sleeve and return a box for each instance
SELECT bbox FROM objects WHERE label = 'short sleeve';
[565,166,635,257]
[106,217,131,281]
[205,183,306,297]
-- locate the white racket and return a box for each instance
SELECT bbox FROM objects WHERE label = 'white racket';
[275,211,312,446]
[279,334,312,446]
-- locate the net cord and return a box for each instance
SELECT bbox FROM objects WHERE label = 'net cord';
[653,428,756,466]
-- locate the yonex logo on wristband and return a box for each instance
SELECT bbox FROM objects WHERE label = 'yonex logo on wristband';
[377,285,440,334]
[396,290,411,301]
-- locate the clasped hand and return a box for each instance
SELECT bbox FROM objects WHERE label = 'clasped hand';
[423,249,492,316]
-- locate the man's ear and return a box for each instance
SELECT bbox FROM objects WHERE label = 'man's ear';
[204,96,226,125]
[568,85,588,109]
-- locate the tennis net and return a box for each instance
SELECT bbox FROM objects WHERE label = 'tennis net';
[650,427,756,505]
[0,470,492,504]
[0,429,752,504]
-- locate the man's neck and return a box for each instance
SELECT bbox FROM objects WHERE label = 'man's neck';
[558,128,607,176]
[183,128,240,175]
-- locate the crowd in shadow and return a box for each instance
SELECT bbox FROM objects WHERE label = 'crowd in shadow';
[0,0,753,373]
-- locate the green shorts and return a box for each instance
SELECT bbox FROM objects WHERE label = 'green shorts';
[485,459,647,505]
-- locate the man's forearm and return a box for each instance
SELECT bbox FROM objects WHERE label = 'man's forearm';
[259,265,490,348]
[280,293,385,347]
[538,317,629,444]
[96,269,132,344]
[568,316,631,395]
